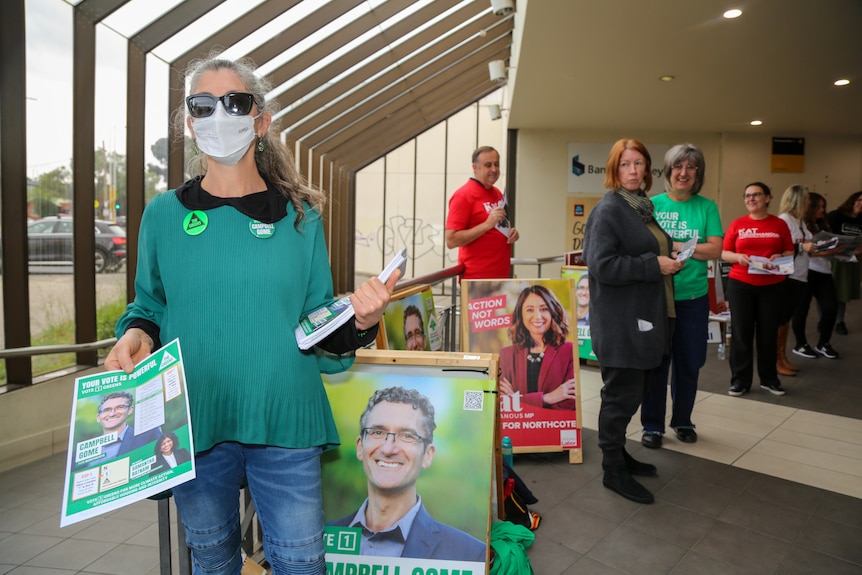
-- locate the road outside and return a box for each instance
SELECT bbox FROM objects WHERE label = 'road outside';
[0,271,127,344]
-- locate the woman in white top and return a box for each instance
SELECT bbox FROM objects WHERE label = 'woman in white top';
[776,185,812,375]
[792,192,841,359]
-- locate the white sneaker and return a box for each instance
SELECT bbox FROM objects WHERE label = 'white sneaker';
[792,344,817,359]
[815,343,838,359]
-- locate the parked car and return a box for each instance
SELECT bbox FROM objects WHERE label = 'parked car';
[24,216,127,273]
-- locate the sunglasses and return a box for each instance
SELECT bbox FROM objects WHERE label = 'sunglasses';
[186,92,259,118]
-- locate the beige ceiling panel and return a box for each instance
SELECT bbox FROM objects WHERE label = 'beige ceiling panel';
[324,68,494,169]
[264,0,423,93]
[172,1,304,70]
[299,35,511,149]
[244,0,367,67]
[330,77,497,171]
[131,0,227,52]
[75,0,131,22]
[278,9,504,136]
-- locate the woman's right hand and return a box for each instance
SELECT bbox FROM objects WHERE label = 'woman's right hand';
[724,251,750,266]
[105,328,154,373]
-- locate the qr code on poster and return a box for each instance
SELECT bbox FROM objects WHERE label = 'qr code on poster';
[463,390,484,411]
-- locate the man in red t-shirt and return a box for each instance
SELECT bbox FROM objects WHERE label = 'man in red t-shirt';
[445,146,520,279]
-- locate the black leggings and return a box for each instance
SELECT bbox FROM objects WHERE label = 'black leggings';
[792,270,838,347]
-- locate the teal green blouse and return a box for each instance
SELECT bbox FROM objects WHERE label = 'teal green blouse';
[117,191,342,453]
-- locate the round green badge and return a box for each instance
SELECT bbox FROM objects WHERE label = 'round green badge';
[249,220,276,239]
[183,211,208,236]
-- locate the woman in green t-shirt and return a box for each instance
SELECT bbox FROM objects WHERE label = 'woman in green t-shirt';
[641,144,723,449]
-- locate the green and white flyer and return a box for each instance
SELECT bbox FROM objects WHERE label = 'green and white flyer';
[61,339,194,527]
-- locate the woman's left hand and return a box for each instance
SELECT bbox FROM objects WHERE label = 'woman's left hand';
[351,269,401,331]
[543,378,577,405]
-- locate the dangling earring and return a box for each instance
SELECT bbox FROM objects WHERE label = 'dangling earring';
[257,137,265,153]
[192,141,199,154]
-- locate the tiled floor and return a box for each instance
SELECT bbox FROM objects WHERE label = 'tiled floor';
[522,309,862,574]
[1,313,860,574]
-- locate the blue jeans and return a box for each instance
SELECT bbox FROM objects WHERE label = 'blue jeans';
[642,296,709,433]
[171,443,325,575]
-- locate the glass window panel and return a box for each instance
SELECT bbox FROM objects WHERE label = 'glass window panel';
[383,143,416,276]
[95,25,128,222]
[26,0,74,179]
[414,124,447,278]
[93,24,130,360]
[24,0,77,376]
[145,55,171,197]
[354,157,385,279]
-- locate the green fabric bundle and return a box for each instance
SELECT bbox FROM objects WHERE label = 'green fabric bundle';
[489,520,535,575]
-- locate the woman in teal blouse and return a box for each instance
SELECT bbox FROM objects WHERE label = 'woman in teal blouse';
[106,56,397,575]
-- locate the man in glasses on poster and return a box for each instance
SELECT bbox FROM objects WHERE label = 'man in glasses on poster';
[77,391,163,467]
[403,305,427,352]
[328,387,486,561]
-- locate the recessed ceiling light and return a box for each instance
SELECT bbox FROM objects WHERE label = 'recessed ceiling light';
[834,78,850,86]
[659,75,675,82]
[750,120,763,126]
[723,9,742,18]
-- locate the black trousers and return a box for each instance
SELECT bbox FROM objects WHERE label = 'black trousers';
[727,278,785,390]
[598,366,652,469]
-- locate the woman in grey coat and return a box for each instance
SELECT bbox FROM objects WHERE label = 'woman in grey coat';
[583,138,683,504]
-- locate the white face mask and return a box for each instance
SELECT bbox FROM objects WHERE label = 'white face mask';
[191,105,259,166]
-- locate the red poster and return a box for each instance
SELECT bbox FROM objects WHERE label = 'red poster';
[462,279,582,460]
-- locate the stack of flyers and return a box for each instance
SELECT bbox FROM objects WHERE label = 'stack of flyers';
[295,248,408,350]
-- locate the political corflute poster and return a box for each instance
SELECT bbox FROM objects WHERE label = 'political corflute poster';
[321,351,495,574]
[462,279,582,462]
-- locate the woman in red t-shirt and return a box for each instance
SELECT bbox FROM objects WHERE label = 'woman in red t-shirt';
[721,182,794,397]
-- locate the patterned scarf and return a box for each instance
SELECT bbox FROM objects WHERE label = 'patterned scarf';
[616,188,655,223]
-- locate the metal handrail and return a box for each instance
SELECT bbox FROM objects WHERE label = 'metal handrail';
[1,256,565,361]
[510,255,564,277]
[0,338,117,359]
[396,264,464,291]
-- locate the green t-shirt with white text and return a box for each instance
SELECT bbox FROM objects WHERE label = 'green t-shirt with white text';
[652,193,723,300]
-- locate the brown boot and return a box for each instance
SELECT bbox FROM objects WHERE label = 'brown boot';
[777,323,799,376]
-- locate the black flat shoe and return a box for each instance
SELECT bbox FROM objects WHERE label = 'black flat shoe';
[641,433,662,449]
[603,465,654,504]
[624,450,657,476]
[676,428,697,443]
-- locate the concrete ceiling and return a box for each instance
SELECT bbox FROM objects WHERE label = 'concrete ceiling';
[508,0,862,136]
